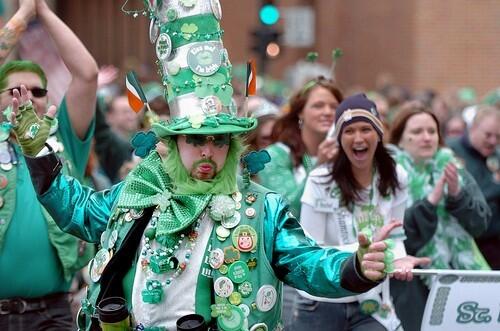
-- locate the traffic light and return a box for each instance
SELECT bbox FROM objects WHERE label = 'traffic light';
[259,1,280,26]
[251,1,282,72]
[251,27,281,58]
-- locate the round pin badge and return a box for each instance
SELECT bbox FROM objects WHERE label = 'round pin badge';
[90,248,111,282]
[108,229,118,249]
[238,281,253,298]
[228,291,242,305]
[130,209,144,220]
[214,276,234,298]
[0,174,8,189]
[167,62,181,75]
[100,231,108,248]
[124,212,133,223]
[221,213,241,229]
[238,304,250,317]
[255,285,277,312]
[245,207,256,219]
[156,33,172,61]
[217,306,244,331]
[210,0,222,20]
[219,264,228,275]
[149,19,159,44]
[228,260,250,284]
[0,163,12,171]
[187,43,222,76]
[232,225,258,252]
[249,323,269,331]
[209,248,225,269]
[360,299,380,315]
[231,191,242,202]
[166,8,178,22]
[201,95,222,116]
[216,225,231,239]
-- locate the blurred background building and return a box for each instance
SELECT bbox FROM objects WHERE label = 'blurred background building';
[1,0,499,97]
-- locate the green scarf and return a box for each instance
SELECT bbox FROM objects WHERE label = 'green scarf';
[394,146,489,281]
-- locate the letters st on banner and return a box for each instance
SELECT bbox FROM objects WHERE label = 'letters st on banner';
[419,269,500,331]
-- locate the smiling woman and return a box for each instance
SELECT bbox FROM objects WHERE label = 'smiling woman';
[258,76,343,217]
[293,94,430,331]
[388,101,491,331]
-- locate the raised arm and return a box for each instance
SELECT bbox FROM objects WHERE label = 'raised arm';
[36,0,98,138]
[0,0,35,63]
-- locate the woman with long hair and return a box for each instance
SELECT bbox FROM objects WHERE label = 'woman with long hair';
[294,94,429,331]
[259,76,342,216]
[388,101,491,331]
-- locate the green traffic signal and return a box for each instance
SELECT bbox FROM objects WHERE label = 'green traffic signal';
[259,4,280,25]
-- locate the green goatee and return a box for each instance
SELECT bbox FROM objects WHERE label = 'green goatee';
[163,136,246,195]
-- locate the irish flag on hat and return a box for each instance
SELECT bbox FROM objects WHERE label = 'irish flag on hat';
[125,71,147,113]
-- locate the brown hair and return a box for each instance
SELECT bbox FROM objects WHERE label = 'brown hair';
[271,76,343,166]
[389,100,444,146]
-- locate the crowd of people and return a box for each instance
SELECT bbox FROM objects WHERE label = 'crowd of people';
[0,1,498,331]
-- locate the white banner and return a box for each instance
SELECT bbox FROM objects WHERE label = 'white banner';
[417,269,500,331]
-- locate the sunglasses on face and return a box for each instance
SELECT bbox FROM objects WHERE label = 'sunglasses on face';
[184,134,231,148]
[1,86,48,98]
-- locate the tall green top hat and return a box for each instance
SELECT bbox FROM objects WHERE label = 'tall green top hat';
[141,0,257,137]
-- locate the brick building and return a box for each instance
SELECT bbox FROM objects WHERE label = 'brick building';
[9,0,499,97]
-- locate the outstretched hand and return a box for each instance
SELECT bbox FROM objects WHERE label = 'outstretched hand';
[9,85,57,156]
[391,255,431,281]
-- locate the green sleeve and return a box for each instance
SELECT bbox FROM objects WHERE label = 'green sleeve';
[39,172,123,243]
[264,192,378,297]
[56,97,96,180]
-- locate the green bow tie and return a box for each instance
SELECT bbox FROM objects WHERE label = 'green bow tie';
[116,152,212,236]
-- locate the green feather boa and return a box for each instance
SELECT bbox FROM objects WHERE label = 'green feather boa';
[162,136,245,195]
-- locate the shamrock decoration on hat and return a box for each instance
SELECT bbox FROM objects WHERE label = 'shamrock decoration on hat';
[134,0,257,137]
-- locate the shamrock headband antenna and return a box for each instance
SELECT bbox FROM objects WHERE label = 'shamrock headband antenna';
[300,48,343,96]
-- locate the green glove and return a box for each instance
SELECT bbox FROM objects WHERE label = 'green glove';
[12,101,53,156]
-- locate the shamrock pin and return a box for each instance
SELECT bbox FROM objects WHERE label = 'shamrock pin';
[181,23,198,40]
[188,113,205,129]
[241,150,271,175]
[131,131,158,158]
[153,191,172,212]
[210,303,231,318]
[26,123,40,139]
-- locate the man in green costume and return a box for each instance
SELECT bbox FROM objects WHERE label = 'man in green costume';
[4,1,419,330]
[0,1,97,330]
